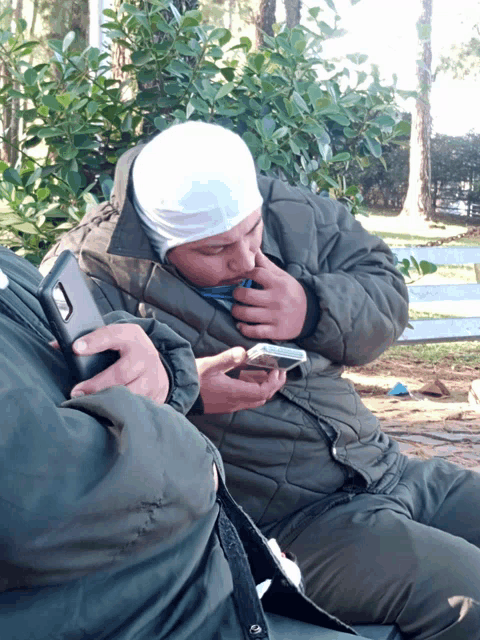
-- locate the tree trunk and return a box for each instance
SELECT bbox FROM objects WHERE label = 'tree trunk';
[401,0,433,221]
[284,0,301,28]
[255,0,276,48]
[0,0,23,167]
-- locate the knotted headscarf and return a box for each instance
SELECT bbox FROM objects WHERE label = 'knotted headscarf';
[132,121,263,260]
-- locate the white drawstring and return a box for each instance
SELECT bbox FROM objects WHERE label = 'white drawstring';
[0,267,8,289]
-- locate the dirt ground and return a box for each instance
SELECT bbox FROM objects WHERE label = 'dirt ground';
[345,352,480,469]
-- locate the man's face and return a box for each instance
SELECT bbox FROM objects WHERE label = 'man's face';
[167,209,264,287]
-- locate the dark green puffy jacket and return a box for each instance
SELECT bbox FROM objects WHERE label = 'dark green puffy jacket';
[0,247,355,639]
[42,145,410,537]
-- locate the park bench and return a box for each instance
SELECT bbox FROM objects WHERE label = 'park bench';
[392,246,480,344]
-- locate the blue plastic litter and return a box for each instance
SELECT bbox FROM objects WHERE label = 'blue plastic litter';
[387,382,409,396]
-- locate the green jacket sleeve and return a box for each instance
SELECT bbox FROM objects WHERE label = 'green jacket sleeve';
[102,310,200,415]
[261,178,409,366]
[0,383,217,591]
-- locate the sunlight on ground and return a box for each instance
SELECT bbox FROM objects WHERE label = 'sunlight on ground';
[359,212,467,242]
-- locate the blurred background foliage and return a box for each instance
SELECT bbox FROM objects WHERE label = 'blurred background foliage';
[0,0,408,262]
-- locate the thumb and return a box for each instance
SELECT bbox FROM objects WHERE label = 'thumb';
[204,347,247,374]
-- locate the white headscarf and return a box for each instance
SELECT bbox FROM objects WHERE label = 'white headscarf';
[132,121,263,260]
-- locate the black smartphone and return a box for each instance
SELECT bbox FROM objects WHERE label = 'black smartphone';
[37,250,119,382]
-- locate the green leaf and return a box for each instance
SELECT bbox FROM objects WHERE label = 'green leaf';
[292,91,309,112]
[318,142,332,163]
[238,36,252,52]
[14,222,38,234]
[23,68,37,85]
[37,127,62,139]
[343,127,356,138]
[87,101,99,116]
[272,126,289,140]
[3,168,22,186]
[42,95,62,111]
[328,114,350,126]
[345,185,360,196]
[260,116,276,138]
[251,54,265,73]
[215,82,235,100]
[67,171,82,193]
[394,120,411,136]
[131,50,153,66]
[364,136,382,158]
[318,172,340,189]
[331,152,351,162]
[220,67,235,82]
[257,154,271,171]
[56,93,72,108]
[324,0,336,10]
[62,31,75,52]
[37,187,51,202]
[374,115,396,127]
[186,101,195,119]
[419,260,437,275]
[346,53,368,65]
[25,168,42,186]
[153,116,167,132]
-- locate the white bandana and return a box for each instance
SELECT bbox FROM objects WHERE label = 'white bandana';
[132,121,263,260]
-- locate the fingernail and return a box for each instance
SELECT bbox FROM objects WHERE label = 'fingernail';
[74,339,87,352]
[233,347,244,361]
[71,389,85,398]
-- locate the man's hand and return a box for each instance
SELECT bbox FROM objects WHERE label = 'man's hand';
[232,251,308,340]
[196,347,287,414]
[57,324,170,405]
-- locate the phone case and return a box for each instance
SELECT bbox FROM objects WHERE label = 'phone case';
[37,250,119,382]
[244,343,307,371]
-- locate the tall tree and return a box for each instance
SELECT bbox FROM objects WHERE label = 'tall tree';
[284,0,301,28]
[401,0,433,221]
[255,0,276,47]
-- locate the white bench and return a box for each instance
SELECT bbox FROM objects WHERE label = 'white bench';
[392,246,480,344]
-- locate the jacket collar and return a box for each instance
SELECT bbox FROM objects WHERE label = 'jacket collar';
[106,144,283,265]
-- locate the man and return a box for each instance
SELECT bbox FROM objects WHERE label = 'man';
[43,121,480,638]
[0,246,365,640]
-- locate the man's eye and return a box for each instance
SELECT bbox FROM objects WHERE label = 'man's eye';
[204,247,224,255]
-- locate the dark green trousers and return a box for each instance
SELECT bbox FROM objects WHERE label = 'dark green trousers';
[282,457,480,640]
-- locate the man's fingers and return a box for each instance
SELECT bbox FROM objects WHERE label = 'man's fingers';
[73,324,140,356]
[260,369,287,399]
[231,304,275,324]
[236,322,276,340]
[238,369,269,384]
[232,286,270,307]
[197,347,246,375]
[71,357,140,397]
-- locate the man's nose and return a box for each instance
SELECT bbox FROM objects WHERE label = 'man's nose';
[228,242,256,273]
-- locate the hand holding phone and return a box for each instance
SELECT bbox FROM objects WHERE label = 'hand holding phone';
[37,250,119,382]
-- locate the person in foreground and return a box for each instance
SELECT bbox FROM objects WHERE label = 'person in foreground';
[43,121,480,639]
[0,247,368,640]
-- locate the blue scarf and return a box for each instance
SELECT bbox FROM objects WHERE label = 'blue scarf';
[196,279,253,311]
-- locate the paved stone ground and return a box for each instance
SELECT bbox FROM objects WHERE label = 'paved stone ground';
[383,424,480,473]
[346,373,480,473]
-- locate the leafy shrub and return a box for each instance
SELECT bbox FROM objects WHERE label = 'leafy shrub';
[0,1,408,263]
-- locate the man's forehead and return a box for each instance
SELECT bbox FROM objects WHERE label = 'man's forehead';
[195,210,262,248]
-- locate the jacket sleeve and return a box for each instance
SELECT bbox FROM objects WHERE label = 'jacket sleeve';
[102,310,200,415]
[0,384,217,590]
[262,179,409,366]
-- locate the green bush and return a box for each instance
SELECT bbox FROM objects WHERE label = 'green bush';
[0,1,408,263]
